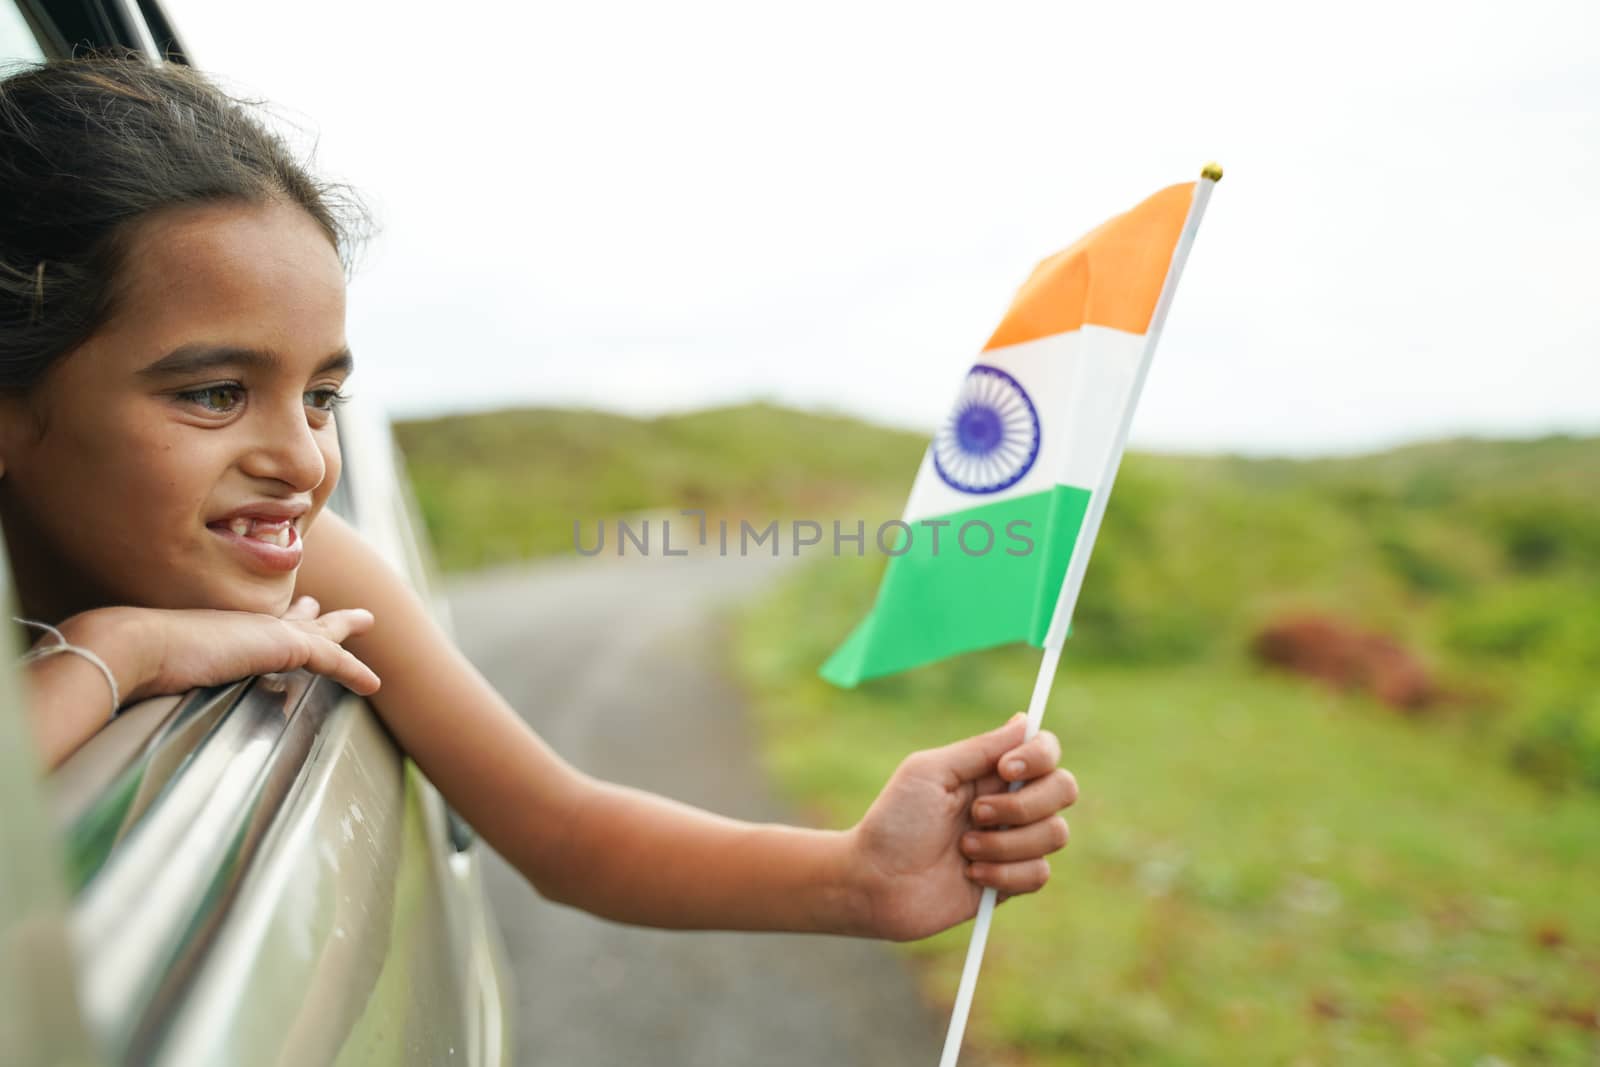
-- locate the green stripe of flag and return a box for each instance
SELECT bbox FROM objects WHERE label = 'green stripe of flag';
[820,484,1092,687]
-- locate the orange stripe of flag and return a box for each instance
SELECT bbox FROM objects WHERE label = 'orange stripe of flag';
[982,181,1195,351]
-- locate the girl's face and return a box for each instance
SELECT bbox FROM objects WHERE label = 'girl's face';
[0,199,350,620]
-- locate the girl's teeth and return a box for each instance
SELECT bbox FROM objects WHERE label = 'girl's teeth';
[223,518,293,547]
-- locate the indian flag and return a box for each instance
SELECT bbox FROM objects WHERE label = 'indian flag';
[821,178,1210,687]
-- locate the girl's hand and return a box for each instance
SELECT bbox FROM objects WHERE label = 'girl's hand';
[847,713,1078,942]
[68,596,381,706]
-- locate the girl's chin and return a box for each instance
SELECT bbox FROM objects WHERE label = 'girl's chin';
[238,584,298,618]
[182,574,298,617]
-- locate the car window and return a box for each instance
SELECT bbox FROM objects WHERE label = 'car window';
[0,0,44,62]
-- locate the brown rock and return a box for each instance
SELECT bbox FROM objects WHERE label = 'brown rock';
[1252,614,1438,712]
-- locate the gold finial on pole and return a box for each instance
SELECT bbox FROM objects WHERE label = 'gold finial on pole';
[1201,161,1224,182]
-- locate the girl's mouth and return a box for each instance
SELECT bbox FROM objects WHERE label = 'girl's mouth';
[206,517,303,574]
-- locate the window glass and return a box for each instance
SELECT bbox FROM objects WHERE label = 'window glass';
[0,1,43,63]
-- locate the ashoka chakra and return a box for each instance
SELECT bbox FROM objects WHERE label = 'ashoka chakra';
[932,364,1041,494]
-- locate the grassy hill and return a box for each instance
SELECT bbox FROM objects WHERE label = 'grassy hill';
[396,404,1600,1064]
[393,403,927,567]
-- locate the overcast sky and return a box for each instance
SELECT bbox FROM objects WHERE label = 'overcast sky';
[162,0,1598,456]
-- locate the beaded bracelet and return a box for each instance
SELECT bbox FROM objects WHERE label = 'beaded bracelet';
[13,617,121,719]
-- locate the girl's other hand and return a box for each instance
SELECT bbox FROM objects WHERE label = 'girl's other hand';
[847,713,1078,942]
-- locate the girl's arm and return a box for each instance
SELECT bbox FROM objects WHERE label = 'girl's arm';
[299,510,1078,941]
[294,509,878,936]
[19,603,379,769]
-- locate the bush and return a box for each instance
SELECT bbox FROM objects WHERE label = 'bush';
[1508,694,1600,793]
[1376,530,1466,597]
[1483,498,1600,574]
[1445,592,1562,659]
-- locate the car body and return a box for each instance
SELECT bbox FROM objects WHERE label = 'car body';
[0,4,512,1063]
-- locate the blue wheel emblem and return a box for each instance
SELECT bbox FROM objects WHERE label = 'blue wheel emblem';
[932,364,1041,494]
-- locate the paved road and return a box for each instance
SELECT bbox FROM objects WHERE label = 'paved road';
[446,550,964,1067]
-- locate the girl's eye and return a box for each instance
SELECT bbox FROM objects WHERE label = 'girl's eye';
[305,387,351,413]
[178,384,244,414]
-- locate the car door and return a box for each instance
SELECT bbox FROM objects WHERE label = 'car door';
[0,5,511,1063]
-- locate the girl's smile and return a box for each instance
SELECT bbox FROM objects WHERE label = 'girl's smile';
[204,505,309,574]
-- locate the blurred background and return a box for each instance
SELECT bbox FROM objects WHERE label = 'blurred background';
[165,1,1597,1064]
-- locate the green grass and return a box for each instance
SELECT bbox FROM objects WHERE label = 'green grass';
[395,403,1600,1063]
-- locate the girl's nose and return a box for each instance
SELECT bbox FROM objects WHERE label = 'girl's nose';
[237,400,328,491]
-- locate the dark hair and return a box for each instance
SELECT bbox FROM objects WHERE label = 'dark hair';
[0,53,371,390]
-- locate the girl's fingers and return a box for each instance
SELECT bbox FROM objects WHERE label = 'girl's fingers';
[298,608,375,644]
[967,858,1051,895]
[264,610,379,694]
[973,773,1008,797]
[281,595,320,621]
[301,635,381,695]
[970,768,1078,827]
[961,815,1070,863]
[998,728,1063,784]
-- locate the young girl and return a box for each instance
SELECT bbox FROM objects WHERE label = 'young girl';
[0,57,1076,943]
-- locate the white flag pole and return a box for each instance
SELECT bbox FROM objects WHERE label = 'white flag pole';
[936,163,1223,1067]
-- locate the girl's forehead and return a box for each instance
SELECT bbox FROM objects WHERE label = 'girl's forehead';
[105,200,347,361]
